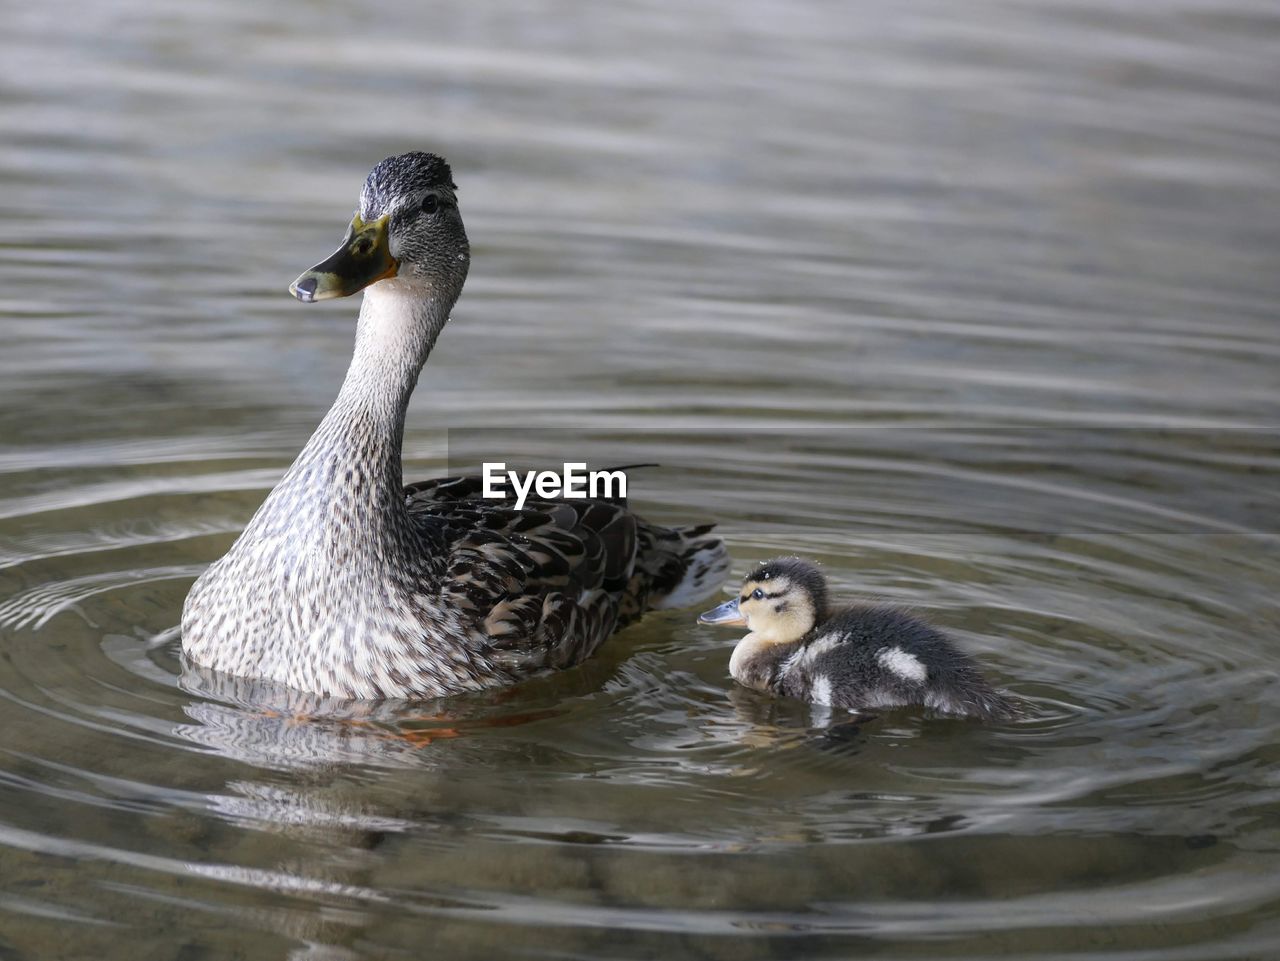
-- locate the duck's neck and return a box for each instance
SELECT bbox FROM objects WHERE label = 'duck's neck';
[275,284,451,535]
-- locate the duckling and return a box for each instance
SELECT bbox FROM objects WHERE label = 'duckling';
[698,557,1020,720]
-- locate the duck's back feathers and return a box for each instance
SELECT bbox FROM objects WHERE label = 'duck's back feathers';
[405,472,729,679]
[779,605,1021,721]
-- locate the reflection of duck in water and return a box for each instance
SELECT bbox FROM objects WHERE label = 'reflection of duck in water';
[182,152,728,699]
[177,663,568,768]
[170,671,530,961]
[700,558,1021,721]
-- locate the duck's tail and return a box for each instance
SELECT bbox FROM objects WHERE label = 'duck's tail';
[650,524,732,610]
[971,686,1025,722]
[930,678,1025,722]
[621,522,731,623]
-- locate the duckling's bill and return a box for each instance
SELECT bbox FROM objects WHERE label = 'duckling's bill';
[698,597,746,626]
[289,213,398,303]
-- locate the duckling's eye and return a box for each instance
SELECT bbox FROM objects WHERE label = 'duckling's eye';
[420,195,439,216]
[751,588,764,600]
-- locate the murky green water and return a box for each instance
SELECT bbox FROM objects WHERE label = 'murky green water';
[3,1,1279,958]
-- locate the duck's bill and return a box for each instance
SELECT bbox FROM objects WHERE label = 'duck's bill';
[698,597,746,626]
[289,213,398,303]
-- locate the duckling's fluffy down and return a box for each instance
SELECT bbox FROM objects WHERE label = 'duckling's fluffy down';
[776,605,1021,720]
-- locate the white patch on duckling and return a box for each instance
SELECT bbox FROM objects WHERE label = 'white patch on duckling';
[801,632,844,664]
[877,646,927,683]
[811,675,834,706]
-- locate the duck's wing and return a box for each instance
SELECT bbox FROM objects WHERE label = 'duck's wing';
[404,473,728,678]
[404,474,637,676]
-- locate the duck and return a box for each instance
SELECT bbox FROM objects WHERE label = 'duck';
[182,151,730,699]
[698,557,1020,720]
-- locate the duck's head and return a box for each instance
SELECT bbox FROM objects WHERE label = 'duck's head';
[698,557,829,643]
[290,151,470,305]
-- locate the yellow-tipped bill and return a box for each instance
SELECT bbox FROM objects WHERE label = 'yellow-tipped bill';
[698,597,746,626]
[289,213,398,302]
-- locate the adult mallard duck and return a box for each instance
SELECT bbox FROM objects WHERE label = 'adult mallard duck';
[699,558,1021,720]
[182,152,729,699]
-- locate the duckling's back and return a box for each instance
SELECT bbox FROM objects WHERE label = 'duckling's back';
[779,606,1020,721]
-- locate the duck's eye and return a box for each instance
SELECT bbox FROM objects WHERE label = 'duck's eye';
[751,588,764,600]
[420,195,439,216]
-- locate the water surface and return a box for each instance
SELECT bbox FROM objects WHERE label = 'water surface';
[2,1,1279,958]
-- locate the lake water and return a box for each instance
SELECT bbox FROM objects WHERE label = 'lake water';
[2,1,1279,958]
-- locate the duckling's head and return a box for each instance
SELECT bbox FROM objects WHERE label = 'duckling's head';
[290,151,470,305]
[698,557,829,644]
